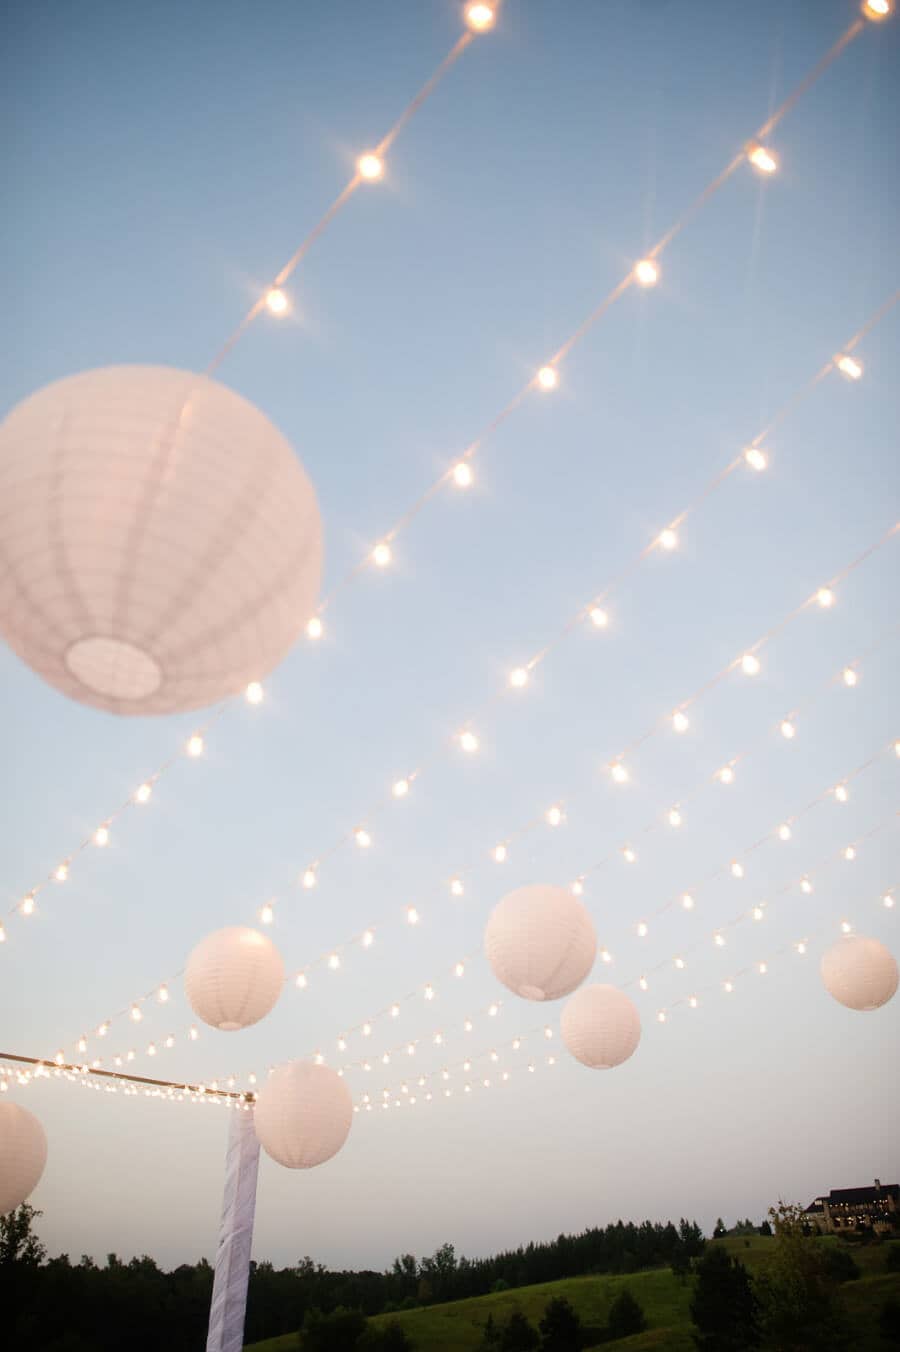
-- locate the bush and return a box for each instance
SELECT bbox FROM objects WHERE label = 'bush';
[376,1319,416,1351]
[399,1295,419,1311]
[301,1305,367,1352]
[539,1296,581,1350]
[492,1278,510,1293]
[607,1288,645,1339]
[690,1246,760,1351]
[821,1246,860,1283]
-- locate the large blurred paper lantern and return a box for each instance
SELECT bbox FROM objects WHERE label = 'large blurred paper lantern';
[185,926,284,1031]
[0,366,322,715]
[484,884,596,1001]
[561,983,641,1069]
[253,1061,353,1169]
[0,1102,47,1215]
[820,935,898,1011]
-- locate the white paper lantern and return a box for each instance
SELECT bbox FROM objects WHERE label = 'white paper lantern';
[561,983,641,1069]
[185,926,284,1031]
[484,884,596,1001]
[0,366,322,714]
[253,1061,353,1169]
[820,935,898,1011]
[0,1102,47,1215]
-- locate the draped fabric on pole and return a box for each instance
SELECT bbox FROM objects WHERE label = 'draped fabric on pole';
[206,1107,260,1352]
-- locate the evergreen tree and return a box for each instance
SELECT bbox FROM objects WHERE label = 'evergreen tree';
[538,1296,581,1350]
[712,1218,727,1239]
[500,1310,540,1351]
[607,1287,645,1339]
[690,1245,760,1352]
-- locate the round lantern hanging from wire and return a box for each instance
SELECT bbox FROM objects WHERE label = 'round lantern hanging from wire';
[0,366,322,715]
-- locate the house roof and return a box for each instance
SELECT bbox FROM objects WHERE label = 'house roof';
[827,1184,899,1205]
[804,1200,825,1214]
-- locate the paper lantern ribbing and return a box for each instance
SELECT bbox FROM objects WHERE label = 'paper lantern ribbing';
[484,884,596,1001]
[185,926,285,1031]
[0,1102,47,1215]
[561,983,641,1069]
[253,1061,353,1169]
[0,366,322,715]
[820,935,898,1011]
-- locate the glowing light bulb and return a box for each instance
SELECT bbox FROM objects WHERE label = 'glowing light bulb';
[459,729,479,753]
[464,1018,474,1031]
[681,893,695,910]
[589,605,609,628]
[741,653,760,676]
[165,1036,174,1049]
[657,527,678,551]
[545,805,563,827]
[752,906,764,922]
[455,961,465,977]
[97,1023,108,1038]
[689,996,699,1009]
[423,983,435,1001]
[135,782,152,804]
[834,783,849,803]
[362,929,374,948]
[668,807,682,828]
[452,461,473,488]
[147,1042,157,1057]
[372,542,391,568]
[259,902,274,925]
[731,861,744,879]
[357,152,384,181]
[600,949,613,965]
[306,614,323,640]
[464,1,495,30]
[392,777,411,800]
[0,924,5,943]
[674,957,685,970]
[836,353,863,380]
[781,719,796,740]
[186,733,204,757]
[77,1037,87,1054]
[639,976,649,991]
[94,825,110,847]
[536,365,558,391]
[636,921,649,938]
[634,258,659,287]
[450,877,464,897]
[657,1010,667,1024]
[672,709,690,733]
[841,920,853,934]
[610,761,629,784]
[883,893,895,909]
[300,868,317,891]
[796,941,807,955]
[747,142,778,174]
[717,765,735,785]
[54,1051,65,1066]
[509,666,529,689]
[777,823,792,842]
[817,587,835,609]
[362,1022,372,1037]
[391,1004,401,1019]
[54,862,69,882]
[265,287,289,316]
[406,905,419,925]
[295,973,308,989]
[843,845,857,862]
[327,953,340,971]
[571,879,584,896]
[354,827,372,848]
[493,844,508,863]
[407,1043,416,1058]
[245,681,264,705]
[189,1026,199,1040]
[157,984,169,1003]
[842,667,858,687]
[21,894,35,916]
[714,933,726,948]
[622,846,637,864]
[130,1004,142,1022]
[800,876,813,895]
[489,1003,499,1017]
[744,446,768,471]
[723,980,734,994]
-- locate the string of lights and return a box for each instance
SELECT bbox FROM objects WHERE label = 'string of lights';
[51,532,897,1073]
[9,19,891,929]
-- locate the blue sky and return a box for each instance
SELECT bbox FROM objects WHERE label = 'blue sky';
[2,0,898,1270]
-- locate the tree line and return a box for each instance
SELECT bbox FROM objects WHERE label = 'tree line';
[0,1205,703,1350]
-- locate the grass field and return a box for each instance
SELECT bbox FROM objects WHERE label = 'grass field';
[245,1238,900,1352]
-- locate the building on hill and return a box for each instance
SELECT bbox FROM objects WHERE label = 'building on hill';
[803,1179,900,1235]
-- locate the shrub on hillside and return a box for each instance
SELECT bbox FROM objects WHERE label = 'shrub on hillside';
[538,1295,582,1350]
[821,1246,860,1283]
[690,1245,760,1351]
[301,1305,367,1352]
[500,1309,540,1351]
[607,1288,645,1339]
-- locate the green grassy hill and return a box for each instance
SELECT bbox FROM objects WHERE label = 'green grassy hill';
[245,1238,900,1352]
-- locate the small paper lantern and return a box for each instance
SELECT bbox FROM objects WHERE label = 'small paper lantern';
[484,884,596,1001]
[0,366,322,714]
[820,935,898,1011]
[185,926,284,1031]
[561,984,641,1069]
[253,1061,353,1169]
[0,1103,47,1215]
